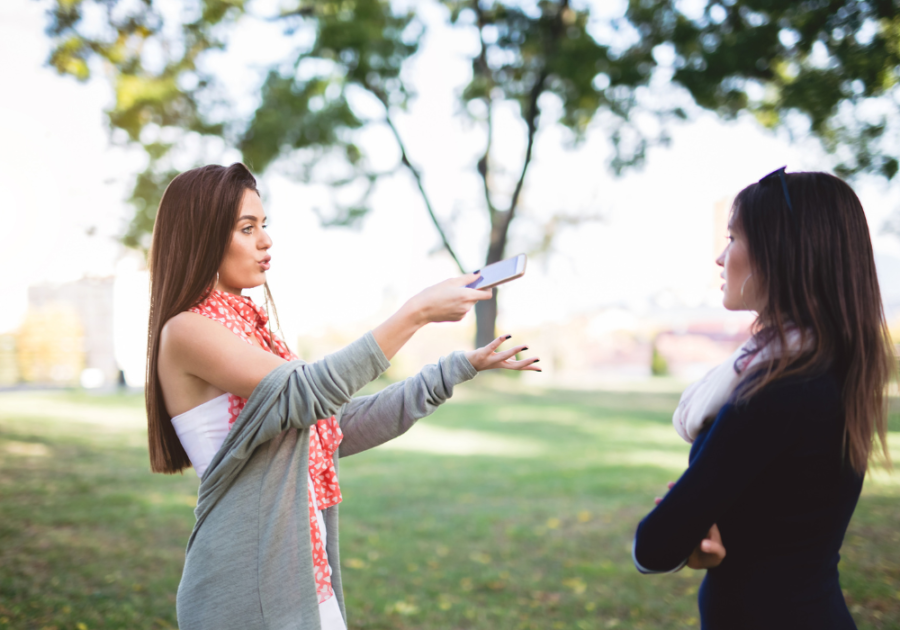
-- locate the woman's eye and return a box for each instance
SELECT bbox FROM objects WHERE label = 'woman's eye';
[242,226,253,234]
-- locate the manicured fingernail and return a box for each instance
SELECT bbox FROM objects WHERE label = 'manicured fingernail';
[522,346,529,351]
[506,335,512,339]
[536,369,542,373]
[533,359,540,363]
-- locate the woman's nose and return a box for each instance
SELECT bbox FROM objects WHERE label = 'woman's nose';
[715,250,725,267]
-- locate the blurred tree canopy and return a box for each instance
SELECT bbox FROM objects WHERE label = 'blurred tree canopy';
[629,0,900,180]
[46,0,900,345]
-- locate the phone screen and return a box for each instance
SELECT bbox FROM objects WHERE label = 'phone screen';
[467,256,521,289]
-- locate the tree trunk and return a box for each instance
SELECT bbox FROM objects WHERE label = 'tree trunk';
[474,228,507,348]
[475,290,499,348]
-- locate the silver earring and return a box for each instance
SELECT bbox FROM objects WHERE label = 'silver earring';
[740,273,753,310]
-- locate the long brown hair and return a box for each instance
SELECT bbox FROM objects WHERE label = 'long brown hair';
[731,171,895,474]
[146,163,273,474]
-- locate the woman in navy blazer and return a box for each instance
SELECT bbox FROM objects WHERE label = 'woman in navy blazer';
[633,170,895,629]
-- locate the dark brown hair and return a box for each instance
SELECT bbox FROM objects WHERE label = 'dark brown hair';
[146,163,267,474]
[731,171,895,474]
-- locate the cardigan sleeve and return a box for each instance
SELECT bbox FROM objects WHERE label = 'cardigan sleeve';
[632,376,839,573]
[215,332,391,467]
[337,351,478,457]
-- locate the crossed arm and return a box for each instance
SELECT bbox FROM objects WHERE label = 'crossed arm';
[633,378,830,573]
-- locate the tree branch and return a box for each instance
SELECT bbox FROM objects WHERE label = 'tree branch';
[473,1,497,220]
[505,70,546,229]
[381,105,466,273]
[478,106,496,218]
[502,0,569,237]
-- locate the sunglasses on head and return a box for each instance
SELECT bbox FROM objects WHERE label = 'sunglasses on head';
[759,166,794,215]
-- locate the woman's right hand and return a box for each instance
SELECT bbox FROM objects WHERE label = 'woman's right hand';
[373,274,492,360]
[405,273,492,324]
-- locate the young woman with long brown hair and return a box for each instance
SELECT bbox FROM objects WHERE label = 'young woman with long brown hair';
[633,169,895,629]
[146,163,540,630]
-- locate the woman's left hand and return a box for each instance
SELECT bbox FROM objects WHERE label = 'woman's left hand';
[654,482,726,570]
[465,335,541,373]
[687,524,726,569]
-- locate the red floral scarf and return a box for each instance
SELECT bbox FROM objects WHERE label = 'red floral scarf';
[190,289,342,603]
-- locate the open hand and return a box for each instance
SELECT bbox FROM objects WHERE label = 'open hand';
[465,335,541,373]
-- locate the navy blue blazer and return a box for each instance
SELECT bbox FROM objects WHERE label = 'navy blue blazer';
[634,371,862,629]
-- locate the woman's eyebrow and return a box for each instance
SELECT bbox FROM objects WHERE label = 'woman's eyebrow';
[237,215,267,223]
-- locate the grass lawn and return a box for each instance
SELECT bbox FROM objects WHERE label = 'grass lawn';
[0,384,898,629]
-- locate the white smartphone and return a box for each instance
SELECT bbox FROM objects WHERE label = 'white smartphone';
[466,253,527,290]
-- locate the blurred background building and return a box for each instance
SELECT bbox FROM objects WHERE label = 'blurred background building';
[4,255,897,391]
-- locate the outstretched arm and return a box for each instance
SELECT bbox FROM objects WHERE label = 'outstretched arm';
[339,335,540,456]
[338,351,475,456]
[160,274,492,409]
[372,274,492,360]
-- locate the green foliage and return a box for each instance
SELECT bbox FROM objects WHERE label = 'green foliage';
[240,0,420,173]
[43,0,900,342]
[123,164,182,249]
[626,0,900,181]
[47,0,244,251]
[47,0,900,252]
[236,0,420,228]
[650,343,670,377]
[450,1,674,183]
[48,0,232,140]
[44,0,669,252]
[240,75,362,172]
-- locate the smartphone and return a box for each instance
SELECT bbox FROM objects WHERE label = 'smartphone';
[466,253,527,290]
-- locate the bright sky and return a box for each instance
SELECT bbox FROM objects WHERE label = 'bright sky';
[2,0,900,342]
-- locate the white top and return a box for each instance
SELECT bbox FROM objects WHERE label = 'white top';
[171,394,232,478]
[171,394,346,630]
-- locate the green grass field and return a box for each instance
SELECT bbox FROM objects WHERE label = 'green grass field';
[1,385,898,630]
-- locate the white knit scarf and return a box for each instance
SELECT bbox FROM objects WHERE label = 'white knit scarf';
[673,328,809,443]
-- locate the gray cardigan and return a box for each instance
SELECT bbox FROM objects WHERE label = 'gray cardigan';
[175,332,477,630]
